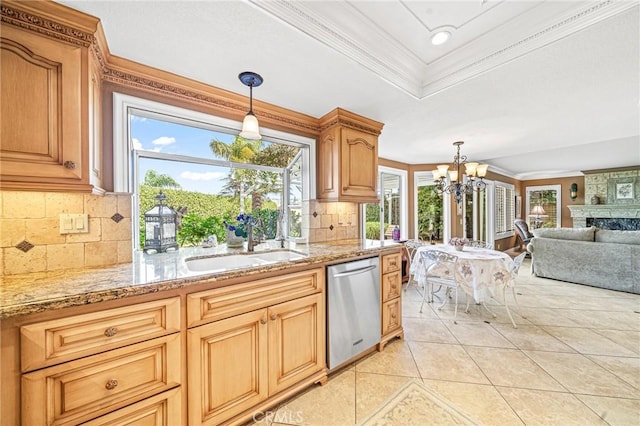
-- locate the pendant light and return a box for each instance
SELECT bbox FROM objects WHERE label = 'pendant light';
[238,71,263,140]
[432,141,489,204]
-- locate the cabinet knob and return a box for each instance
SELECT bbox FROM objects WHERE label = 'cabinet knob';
[104,327,118,337]
[260,317,267,325]
[64,161,76,169]
[391,312,397,319]
[270,313,277,321]
[105,379,118,390]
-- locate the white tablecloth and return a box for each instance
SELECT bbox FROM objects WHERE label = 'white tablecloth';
[410,245,515,302]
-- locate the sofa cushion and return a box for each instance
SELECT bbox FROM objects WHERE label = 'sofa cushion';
[595,229,640,245]
[532,226,596,241]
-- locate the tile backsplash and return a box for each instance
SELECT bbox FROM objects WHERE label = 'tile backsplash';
[0,191,358,274]
[303,200,359,243]
[1,191,132,275]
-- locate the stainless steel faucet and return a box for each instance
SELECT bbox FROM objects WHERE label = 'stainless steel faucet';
[246,218,264,252]
[275,210,286,248]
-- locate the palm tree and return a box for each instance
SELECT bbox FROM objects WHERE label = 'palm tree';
[210,137,263,213]
[210,137,299,212]
[143,169,181,189]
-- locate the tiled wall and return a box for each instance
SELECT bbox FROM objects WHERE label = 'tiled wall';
[584,169,639,203]
[1,191,132,275]
[303,200,359,243]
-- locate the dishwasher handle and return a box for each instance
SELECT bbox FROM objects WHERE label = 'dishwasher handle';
[331,265,377,278]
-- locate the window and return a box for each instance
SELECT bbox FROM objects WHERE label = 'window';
[494,182,515,239]
[414,171,447,243]
[362,167,407,242]
[525,185,561,229]
[113,94,314,250]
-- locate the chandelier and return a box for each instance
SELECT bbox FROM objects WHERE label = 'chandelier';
[432,141,489,204]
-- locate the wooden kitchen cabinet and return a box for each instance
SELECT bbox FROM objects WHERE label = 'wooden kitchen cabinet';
[22,334,181,425]
[19,297,182,425]
[379,251,404,350]
[317,108,384,203]
[0,1,101,192]
[187,268,326,425]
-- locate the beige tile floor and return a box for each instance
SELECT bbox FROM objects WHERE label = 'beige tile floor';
[255,260,640,425]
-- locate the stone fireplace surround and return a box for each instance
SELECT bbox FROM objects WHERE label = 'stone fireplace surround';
[568,205,640,229]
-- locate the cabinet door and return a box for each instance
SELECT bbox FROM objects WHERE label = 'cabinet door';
[381,298,402,336]
[1,26,90,191]
[316,127,339,200]
[381,272,401,303]
[268,293,325,395]
[187,309,268,426]
[340,128,378,200]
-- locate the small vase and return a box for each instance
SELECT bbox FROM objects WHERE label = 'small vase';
[454,245,463,252]
[590,195,599,205]
[226,230,244,248]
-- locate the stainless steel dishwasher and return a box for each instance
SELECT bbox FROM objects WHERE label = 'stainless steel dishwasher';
[327,257,380,370]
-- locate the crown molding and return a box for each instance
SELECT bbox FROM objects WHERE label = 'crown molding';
[250,0,638,99]
[423,0,638,98]
[0,1,98,47]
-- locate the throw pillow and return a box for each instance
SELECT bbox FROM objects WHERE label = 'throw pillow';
[595,229,640,245]
[532,226,596,241]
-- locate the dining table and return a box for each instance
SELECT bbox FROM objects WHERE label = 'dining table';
[410,244,517,321]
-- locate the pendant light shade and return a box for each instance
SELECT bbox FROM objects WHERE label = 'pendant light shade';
[239,112,261,140]
[238,71,263,140]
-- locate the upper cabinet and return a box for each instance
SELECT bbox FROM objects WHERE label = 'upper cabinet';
[317,108,384,203]
[0,1,102,193]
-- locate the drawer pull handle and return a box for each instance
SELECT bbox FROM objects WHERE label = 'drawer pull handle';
[64,160,76,169]
[105,379,118,390]
[260,317,267,325]
[104,327,118,337]
[270,313,277,321]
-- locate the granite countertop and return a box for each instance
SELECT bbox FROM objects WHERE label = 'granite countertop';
[0,239,401,319]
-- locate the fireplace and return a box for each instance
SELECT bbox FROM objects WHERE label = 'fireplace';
[568,204,640,228]
[586,217,640,230]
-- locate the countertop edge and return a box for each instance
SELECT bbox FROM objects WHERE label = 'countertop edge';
[1,244,401,319]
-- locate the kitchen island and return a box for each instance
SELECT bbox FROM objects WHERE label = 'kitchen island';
[1,239,403,425]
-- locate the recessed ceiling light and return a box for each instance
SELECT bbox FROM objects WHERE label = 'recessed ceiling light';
[431,31,451,46]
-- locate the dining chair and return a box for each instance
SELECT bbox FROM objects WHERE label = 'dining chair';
[419,249,463,323]
[403,239,428,291]
[506,251,527,321]
[467,240,494,249]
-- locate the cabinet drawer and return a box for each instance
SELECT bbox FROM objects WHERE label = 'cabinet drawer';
[381,252,401,274]
[21,297,180,372]
[22,333,181,426]
[82,387,182,426]
[381,298,402,336]
[187,268,324,327]
[381,271,401,302]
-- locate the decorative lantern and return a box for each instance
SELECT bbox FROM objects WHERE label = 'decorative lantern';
[143,191,178,253]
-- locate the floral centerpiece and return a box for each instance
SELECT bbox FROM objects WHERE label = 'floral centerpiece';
[448,237,468,251]
[224,214,253,247]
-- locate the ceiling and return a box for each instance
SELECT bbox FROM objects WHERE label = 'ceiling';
[60,0,640,180]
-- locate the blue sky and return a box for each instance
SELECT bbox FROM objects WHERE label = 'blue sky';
[131,115,235,194]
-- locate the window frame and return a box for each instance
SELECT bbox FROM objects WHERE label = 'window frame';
[493,181,515,240]
[525,184,562,228]
[113,93,316,249]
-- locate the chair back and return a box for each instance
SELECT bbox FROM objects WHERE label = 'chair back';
[511,252,527,275]
[420,249,459,281]
[515,219,533,241]
[467,240,493,249]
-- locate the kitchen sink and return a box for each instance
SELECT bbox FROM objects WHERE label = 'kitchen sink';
[247,250,306,263]
[185,250,307,273]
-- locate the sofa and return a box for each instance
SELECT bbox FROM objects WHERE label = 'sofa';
[527,226,640,294]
